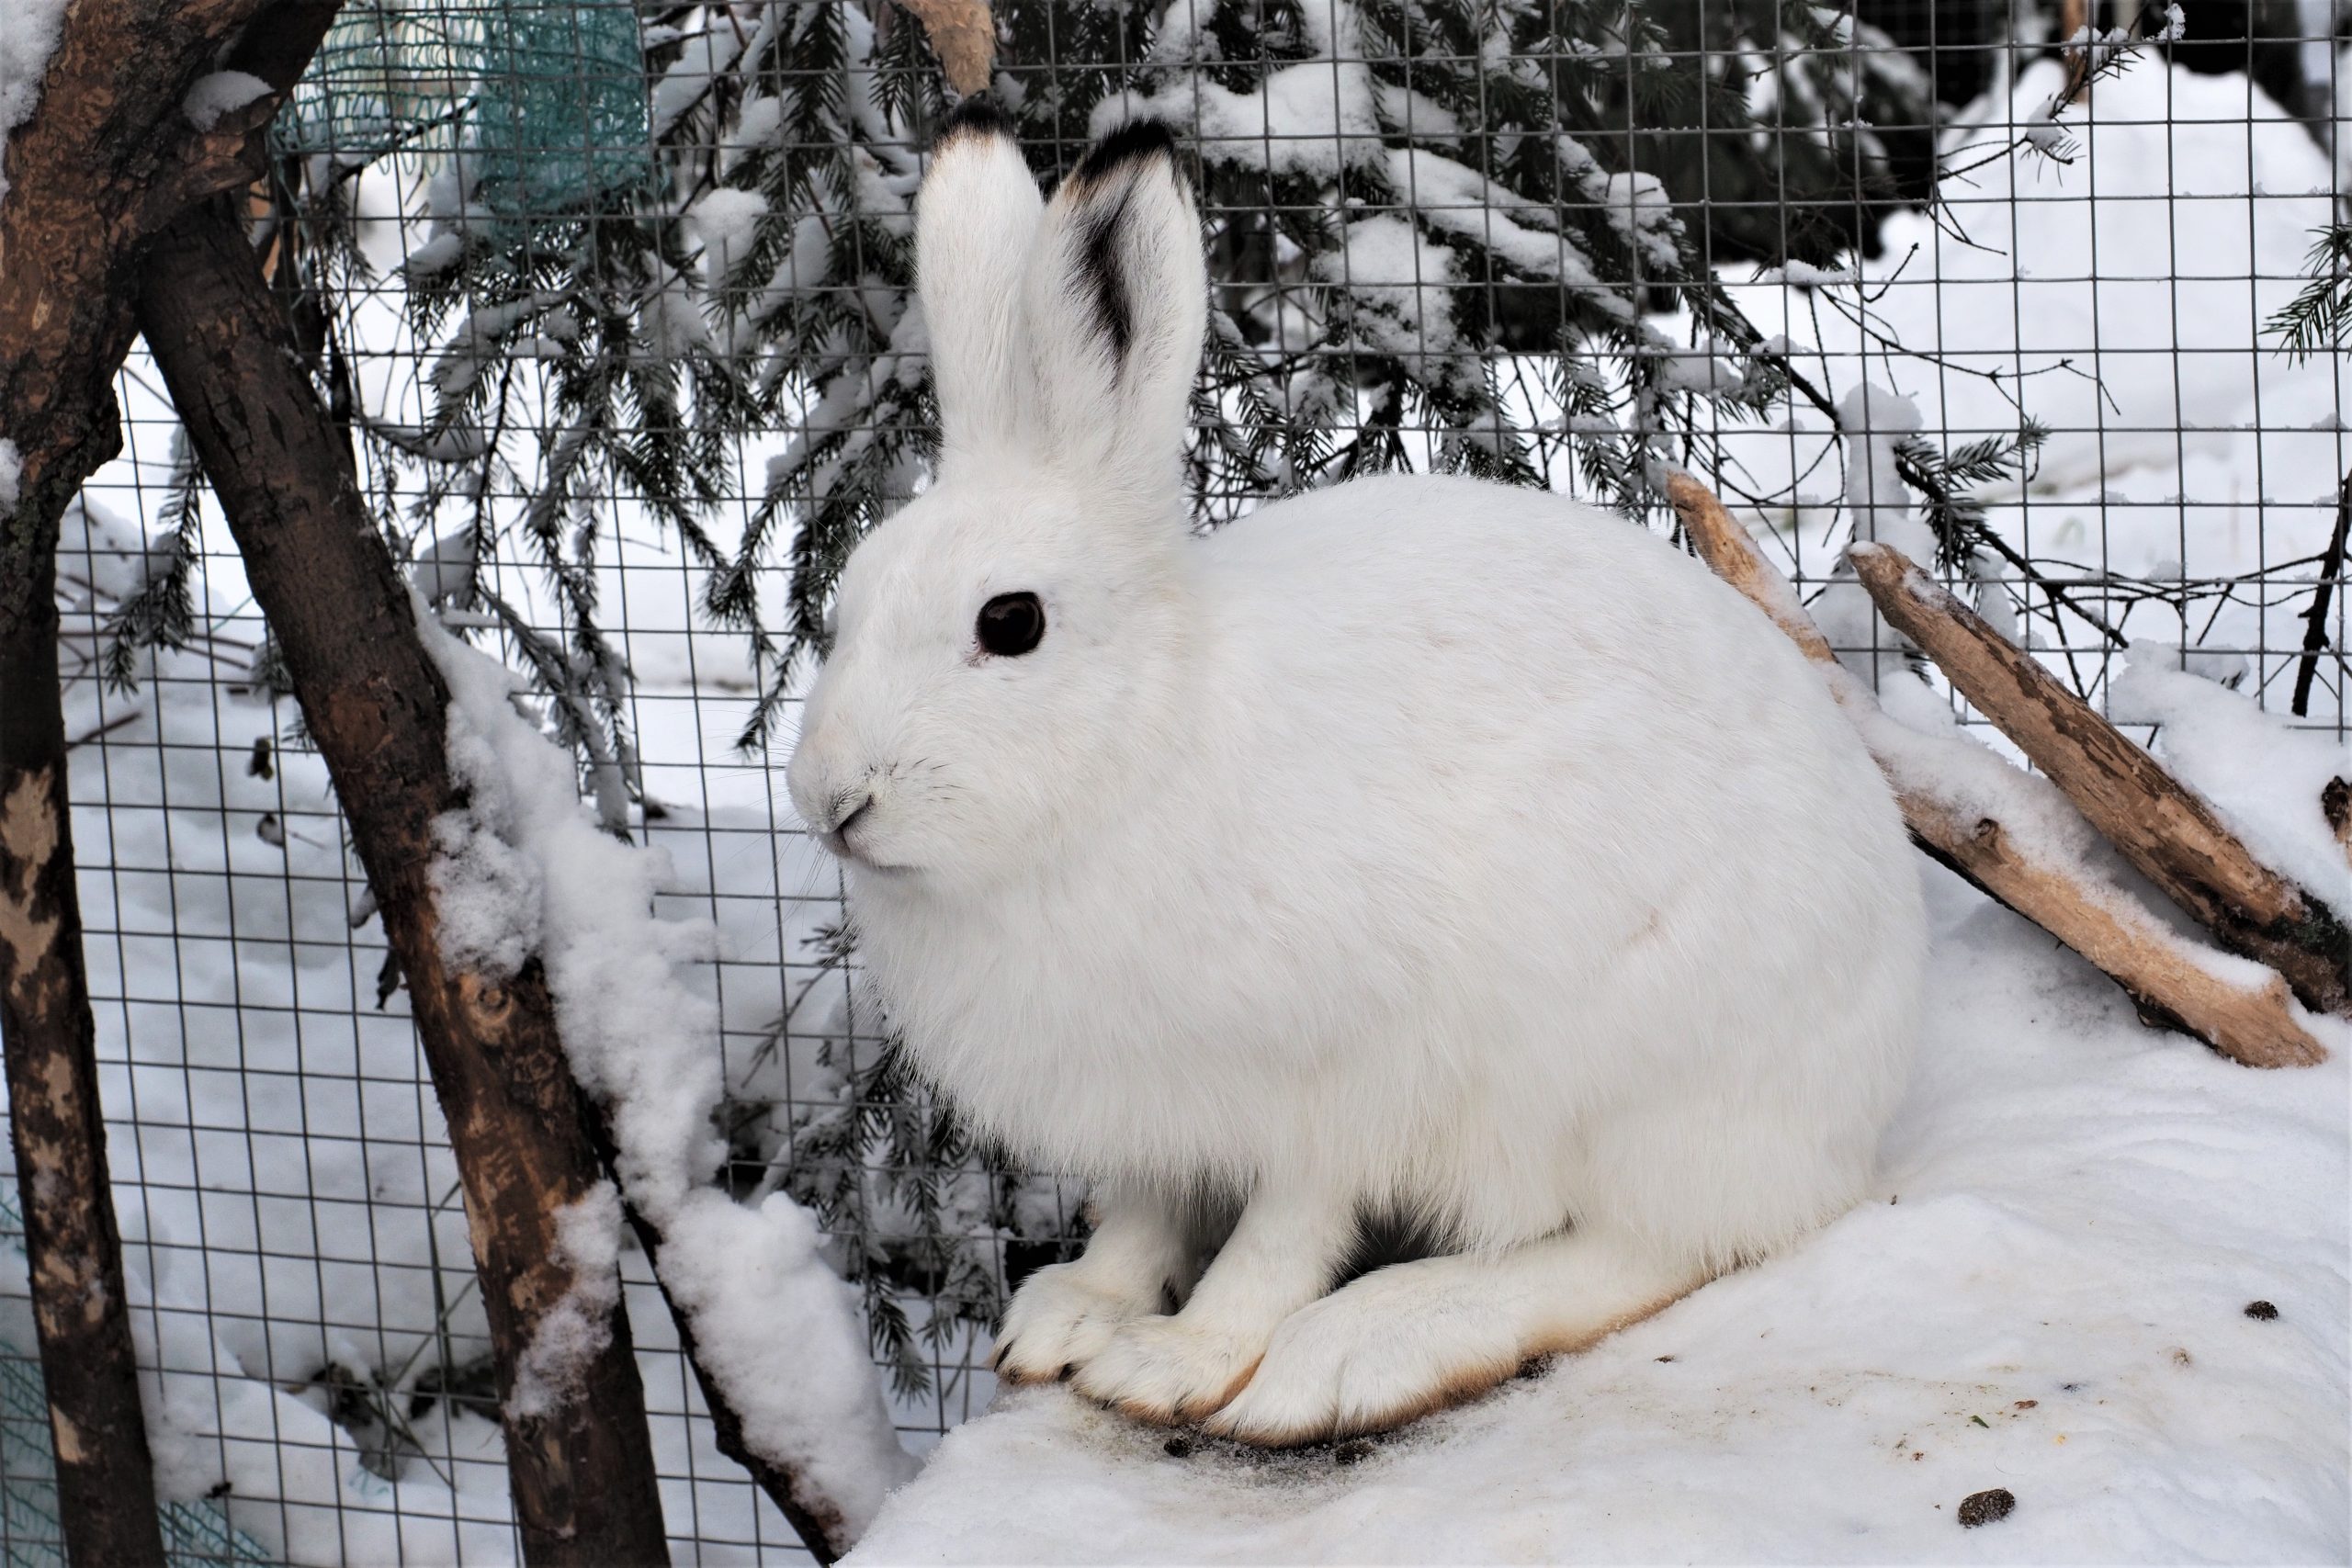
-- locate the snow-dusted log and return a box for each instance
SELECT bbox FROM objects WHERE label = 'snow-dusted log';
[1665,476,1836,662]
[1848,539,2351,1020]
[1664,474,2327,1070]
[134,195,671,1566]
[0,7,339,1562]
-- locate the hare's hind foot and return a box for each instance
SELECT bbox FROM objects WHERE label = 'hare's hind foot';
[1204,1229,1705,1447]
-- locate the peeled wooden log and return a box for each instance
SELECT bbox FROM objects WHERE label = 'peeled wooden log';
[1664,473,2327,1069]
[896,0,996,95]
[1848,539,2351,1020]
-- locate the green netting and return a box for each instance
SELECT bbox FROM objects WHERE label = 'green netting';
[279,0,650,213]
[277,4,481,161]
[469,0,653,212]
[0,1190,277,1568]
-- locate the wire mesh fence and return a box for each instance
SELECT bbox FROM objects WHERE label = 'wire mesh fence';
[7,0,2347,1561]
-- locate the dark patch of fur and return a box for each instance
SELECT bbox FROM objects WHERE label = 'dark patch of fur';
[1063,120,1186,367]
[1076,193,1139,360]
[1069,118,1181,189]
[934,94,1015,148]
[1335,1202,1459,1286]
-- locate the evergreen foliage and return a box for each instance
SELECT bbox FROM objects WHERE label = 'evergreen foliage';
[2267,222,2352,367]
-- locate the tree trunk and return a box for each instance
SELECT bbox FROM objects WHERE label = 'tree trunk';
[0,524,165,1568]
[0,6,343,1561]
[1848,539,2352,1019]
[1665,474,2328,1070]
[135,196,670,1567]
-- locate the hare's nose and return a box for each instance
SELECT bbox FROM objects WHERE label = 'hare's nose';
[817,791,876,860]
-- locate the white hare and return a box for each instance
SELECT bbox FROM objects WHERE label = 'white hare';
[786,103,1926,1446]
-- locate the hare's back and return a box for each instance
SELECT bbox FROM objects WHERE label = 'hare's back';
[1193,472,1905,934]
[1202,473,1833,745]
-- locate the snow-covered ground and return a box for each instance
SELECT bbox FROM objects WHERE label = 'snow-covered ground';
[852,846,2351,1564]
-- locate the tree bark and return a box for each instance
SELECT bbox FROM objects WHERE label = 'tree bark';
[135,196,670,1567]
[0,6,342,1562]
[0,553,165,1568]
[139,190,887,1563]
[1665,474,2328,1070]
[1848,539,2352,1020]
[896,0,997,96]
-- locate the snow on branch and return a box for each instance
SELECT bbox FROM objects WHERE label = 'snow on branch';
[2109,656,2352,909]
[420,619,919,1551]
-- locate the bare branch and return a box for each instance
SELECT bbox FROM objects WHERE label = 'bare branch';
[2291,468,2350,718]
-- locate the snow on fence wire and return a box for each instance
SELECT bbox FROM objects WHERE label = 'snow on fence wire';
[6,0,2347,1561]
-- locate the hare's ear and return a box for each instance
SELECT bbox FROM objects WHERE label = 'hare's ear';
[1021,120,1205,496]
[917,97,1045,462]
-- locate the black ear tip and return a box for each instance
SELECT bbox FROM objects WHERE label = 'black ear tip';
[1071,118,1183,187]
[935,94,1016,150]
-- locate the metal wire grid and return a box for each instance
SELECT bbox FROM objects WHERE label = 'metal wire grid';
[7,2,2348,1562]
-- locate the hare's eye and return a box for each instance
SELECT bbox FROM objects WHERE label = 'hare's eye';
[976,592,1046,658]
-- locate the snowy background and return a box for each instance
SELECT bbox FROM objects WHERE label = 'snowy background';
[6,7,2349,1565]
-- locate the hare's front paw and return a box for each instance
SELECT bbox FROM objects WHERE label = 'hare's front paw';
[990,1263,1158,1385]
[1072,1315,1265,1425]
[1203,1270,1521,1446]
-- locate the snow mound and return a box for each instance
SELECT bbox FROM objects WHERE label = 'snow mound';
[848,865,2350,1563]
[2109,655,2351,906]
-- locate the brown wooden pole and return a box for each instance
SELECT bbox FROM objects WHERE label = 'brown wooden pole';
[134,195,670,1566]
[0,454,167,1568]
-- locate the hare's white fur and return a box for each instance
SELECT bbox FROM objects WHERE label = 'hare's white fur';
[786,113,1926,1443]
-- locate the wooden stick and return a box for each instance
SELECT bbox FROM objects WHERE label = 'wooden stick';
[0,622,166,1568]
[1663,474,2327,1070]
[1848,539,2351,1020]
